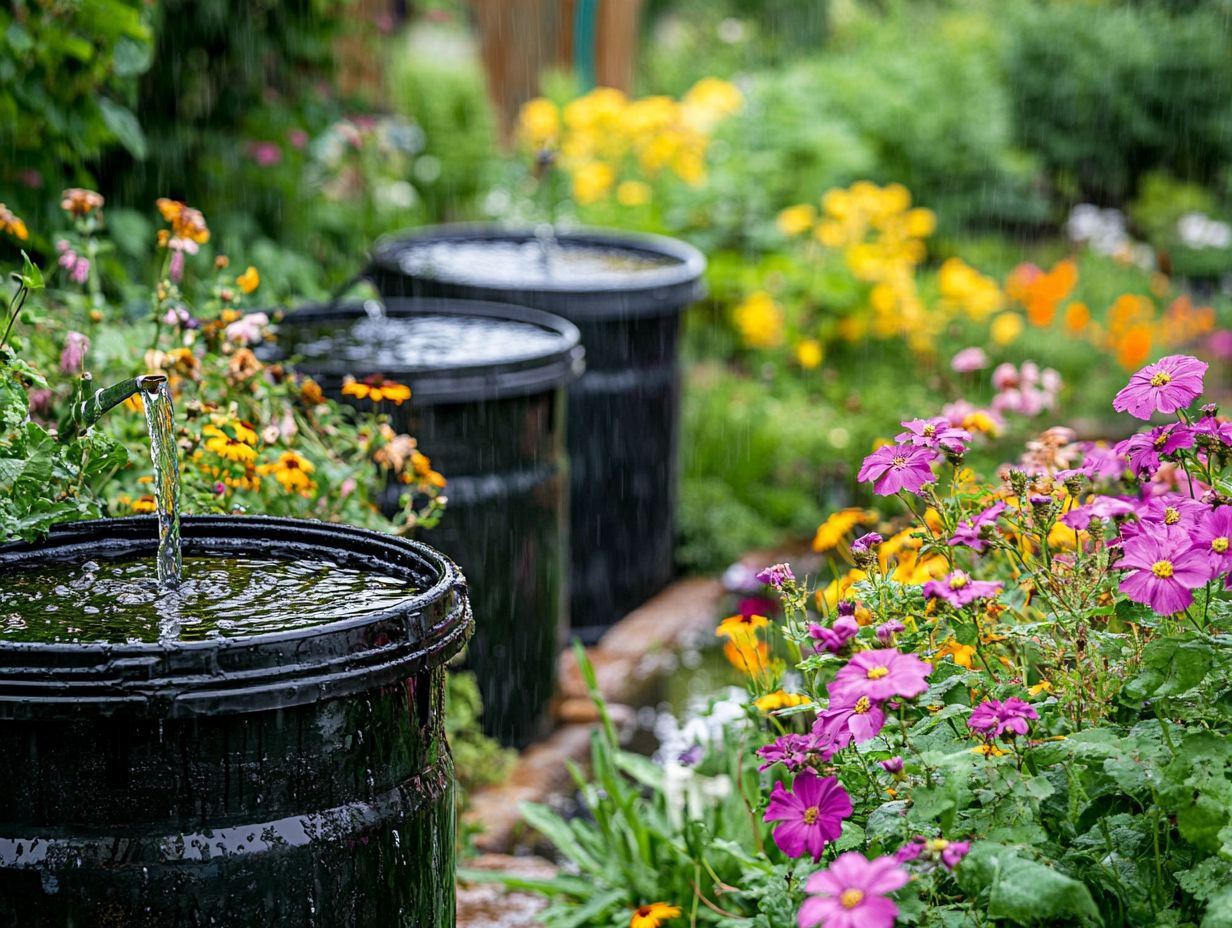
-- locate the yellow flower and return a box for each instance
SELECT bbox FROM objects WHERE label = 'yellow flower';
[776,204,817,237]
[571,161,616,204]
[972,743,1009,757]
[715,613,770,645]
[237,266,260,294]
[518,97,560,149]
[754,691,812,713]
[155,197,210,247]
[962,410,1000,436]
[816,569,867,611]
[0,203,28,241]
[681,76,743,131]
[342,375,412,405]
[131,495,157,514]
[616,180,652,206]
[934,639,977,669]
[630,902,682,928]
[903,207,936,238]
[732,291,784,349]
[795,338,823,369]
[989,312,1024,346]
[202,423,258,463]
[299,377,325,406]
[258,450,317,496]
[723,639,771,676]
[1028,681,1053,696]
[812,508,873,552]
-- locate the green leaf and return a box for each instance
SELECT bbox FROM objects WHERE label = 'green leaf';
[518,802,604,878]
[4,22,32,54]
[614,750,665,792]
[112,35,152,76]
[958,844,1102,926]
[1202,887,1232,928]
[18,252,43,290]
[1123,636,1218,701]
[98,97,147,160]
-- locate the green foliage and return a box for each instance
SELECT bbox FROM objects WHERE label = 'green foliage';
[1004,0,1232,204]
[446,669,516,794]
[387,23,497,223]
[0,0,153,226]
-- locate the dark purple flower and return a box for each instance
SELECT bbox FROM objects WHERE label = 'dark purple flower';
[968,697,1039,739]
[922,571,1003,607]
[763,769,852,861]
[755,562,795,589]
[858,444,938,496]
[829,649,932,706]
[836,600,857,618]
[1113,354,1208,419]
[878,756,904,774]
[809,617,860,654]
[948,501,1006,552]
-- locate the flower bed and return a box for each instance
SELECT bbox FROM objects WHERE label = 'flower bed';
[499,354,1232,927]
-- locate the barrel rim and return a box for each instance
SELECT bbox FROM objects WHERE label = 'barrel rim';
[366,223,706,319]
[275,297,585,404]
[0,515,472,718]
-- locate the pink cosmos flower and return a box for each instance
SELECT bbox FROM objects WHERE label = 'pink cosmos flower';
[879,756,904,774]
[756,732,832,772]
[799,852,909,928]
[1190,506,1232,580]
[1115,424,1192,478]
[968,697,1038,739]
[1138,494,1208,531]
[59,331,89,374]
[922,571,1003,608]
[1060,496,1136,530]
[875,620,905,644]
[810,616,861,654]
[1113,354,1208,419]
[951,347,989,373]
[948,501,1006,552]
[857,444,937,496]
[763,769,852,862]
[1079,442,1127,481]
[895,836,971,871]
[813,696,886,750]
[896,418,972,454]
[225,312,270,346]
[1118,525,1212,614]
[829,649,932,706]
[1192,415,1232,449]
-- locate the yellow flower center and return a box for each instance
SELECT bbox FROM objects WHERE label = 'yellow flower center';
[949,573,969,589]
[854,696,871,714]
[892,456,906,467]
[1154,434,1170,449]
[802,807,819,825]
[1150,371,1172,387]
[1214,537,1229,553]
[840,889,864,910]
[928,838,949,852]
[867,666,889,680]
[922,424,936,436]
[1152,560,1174,579]
[1164,507,1180,525]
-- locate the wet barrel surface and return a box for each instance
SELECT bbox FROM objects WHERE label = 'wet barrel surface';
[0,515,471,927]
[367,226,706,643]
[275,300,583,746]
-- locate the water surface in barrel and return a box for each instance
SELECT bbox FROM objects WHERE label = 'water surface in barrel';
[0,552,415,644]
[393,239,676,287]
[291,313,565,369]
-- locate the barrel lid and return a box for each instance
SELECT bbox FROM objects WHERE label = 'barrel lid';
[0,516,471,720]
[275,297,584,404]
[367,224,707,320]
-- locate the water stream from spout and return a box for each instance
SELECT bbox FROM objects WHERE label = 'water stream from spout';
[138,375,182,587]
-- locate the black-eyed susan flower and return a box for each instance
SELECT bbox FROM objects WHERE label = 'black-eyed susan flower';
[203,423,258,464]
[342,374,411,405]
[629,902,680,928]
[258,451,316,496]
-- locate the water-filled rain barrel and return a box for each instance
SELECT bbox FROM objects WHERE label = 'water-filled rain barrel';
[275,298,583,746]
[0,515,470,927]
[366,225,706,643]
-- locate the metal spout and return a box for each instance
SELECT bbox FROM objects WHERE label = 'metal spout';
[60,373,167,435]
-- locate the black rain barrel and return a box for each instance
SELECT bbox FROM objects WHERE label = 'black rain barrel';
[274,298,583,747]
[366,225,706,643]
[0,515,471,927]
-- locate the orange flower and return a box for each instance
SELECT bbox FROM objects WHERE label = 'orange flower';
[1115,323,1153,371]
[342,375,412,405]
[0,203,28,240]
[1063,301,1090,334]
[715,612,770,645]
[156,197,210,250]
[299,377,325,406]
[723,639,770,676]
[60,188,104,217]
[237,266,260,294]
[630,903,681,928]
